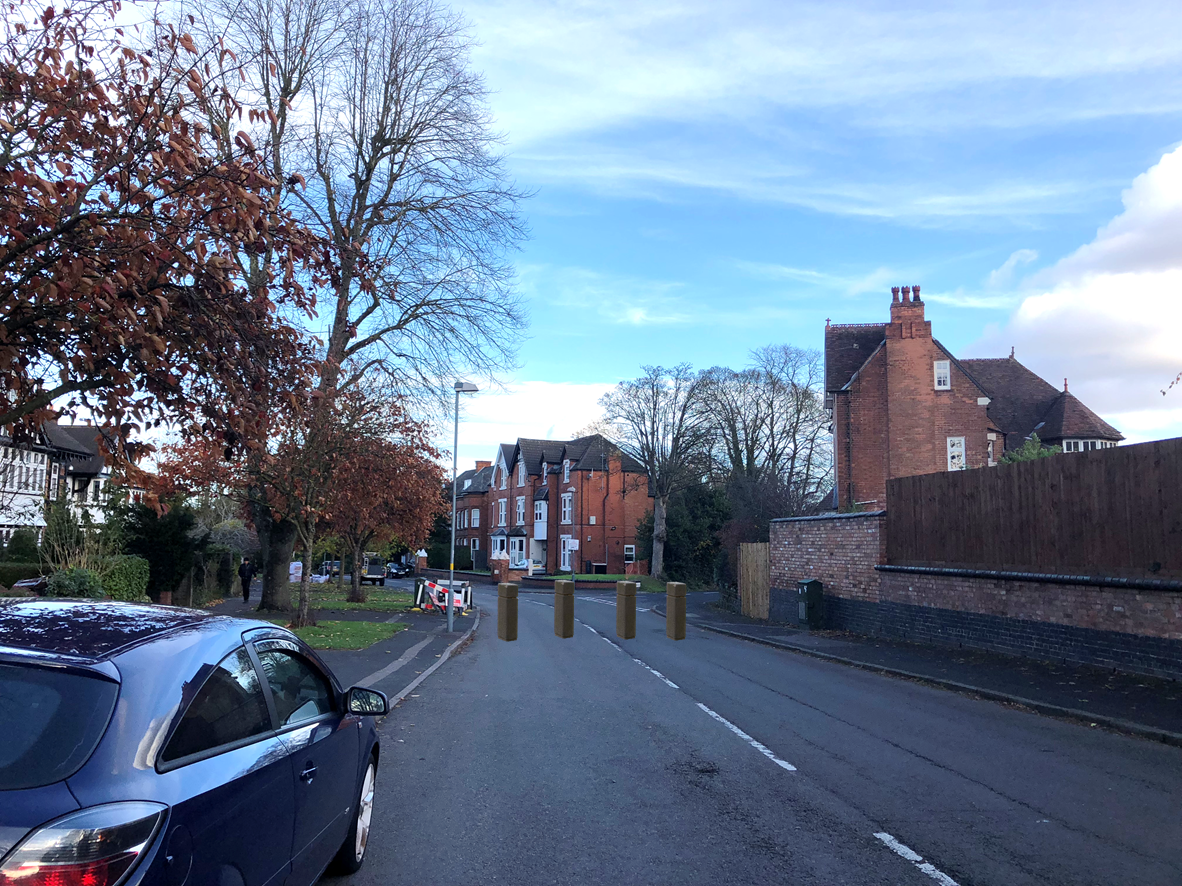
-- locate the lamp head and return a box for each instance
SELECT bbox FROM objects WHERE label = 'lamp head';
[454,381,479,393]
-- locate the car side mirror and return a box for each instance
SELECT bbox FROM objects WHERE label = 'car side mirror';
[346,686,389,716]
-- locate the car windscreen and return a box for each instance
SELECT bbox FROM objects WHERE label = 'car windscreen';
[0,662,119,790]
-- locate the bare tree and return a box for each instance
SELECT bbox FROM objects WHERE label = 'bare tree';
[188,0,527,605]
[599,365,712,579]
[700,346,831,557]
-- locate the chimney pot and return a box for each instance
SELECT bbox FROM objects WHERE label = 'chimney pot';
[891,286,900,302]
[1010,346,1015,358]
[1064,378,1069,393]
[901,286,911,302]
[911,285,921,301]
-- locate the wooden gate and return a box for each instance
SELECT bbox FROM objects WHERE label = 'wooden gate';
[738,543,770,620]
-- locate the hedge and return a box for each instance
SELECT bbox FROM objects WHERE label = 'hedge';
[47,567,104,598]
[427,543,471,570]
[102,555,151,602]
[0,562,43,587]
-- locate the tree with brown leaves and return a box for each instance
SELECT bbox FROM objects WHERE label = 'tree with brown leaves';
[0,0,322,453]
[325,430,445,604]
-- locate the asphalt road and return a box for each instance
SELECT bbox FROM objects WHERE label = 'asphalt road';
[326,590,1182,886]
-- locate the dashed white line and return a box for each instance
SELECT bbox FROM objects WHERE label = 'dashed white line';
[511,594,795,775]
[696,702,797,771]
[874,833,960,886]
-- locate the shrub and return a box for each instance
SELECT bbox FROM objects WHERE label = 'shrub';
[4,528,39,562]
[47,567,104,598]
[0,562,43,587]
[102,555,150,602]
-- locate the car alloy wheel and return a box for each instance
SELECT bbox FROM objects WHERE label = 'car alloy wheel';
[354,761,376,863]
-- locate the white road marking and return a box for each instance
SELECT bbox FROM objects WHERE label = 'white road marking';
[874,833,960,886]
[515,594,794,774]
[696,702,797,771]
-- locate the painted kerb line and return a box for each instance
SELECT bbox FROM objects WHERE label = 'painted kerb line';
[874,833,960,886]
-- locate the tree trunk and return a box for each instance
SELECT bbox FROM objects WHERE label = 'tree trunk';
[651,494,668,579]
[336,540,346,592]
[349,539,366,603]
[259,517,297,612]
[294,531,316,628]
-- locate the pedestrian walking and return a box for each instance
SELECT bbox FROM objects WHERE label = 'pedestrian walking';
[238,557,256,602]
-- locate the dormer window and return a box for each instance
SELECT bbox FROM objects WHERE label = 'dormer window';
[934,360,951,390]
[542,461,548,476]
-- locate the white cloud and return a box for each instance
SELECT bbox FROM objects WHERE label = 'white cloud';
[969,145,1182,440]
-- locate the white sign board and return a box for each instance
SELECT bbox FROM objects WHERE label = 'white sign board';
[568,539,579,551]
[289,561,303,581]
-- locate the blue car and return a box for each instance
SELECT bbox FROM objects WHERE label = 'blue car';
[0,599,389,886]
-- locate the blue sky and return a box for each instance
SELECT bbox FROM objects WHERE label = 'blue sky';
[434,0,1182,465]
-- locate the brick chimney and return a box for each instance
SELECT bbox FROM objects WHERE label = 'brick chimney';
[887,284,930,339]
[476,460,491,470]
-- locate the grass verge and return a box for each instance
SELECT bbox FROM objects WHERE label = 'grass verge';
[263,618,408,650]
[288,583,414,612]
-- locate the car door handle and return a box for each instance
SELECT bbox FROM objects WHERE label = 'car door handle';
[300,763,317,783]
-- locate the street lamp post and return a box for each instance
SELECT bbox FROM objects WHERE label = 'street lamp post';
[449,381,479,632]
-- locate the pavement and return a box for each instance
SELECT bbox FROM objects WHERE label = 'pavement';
[652,591,1182,745]
[323,586,1182,886]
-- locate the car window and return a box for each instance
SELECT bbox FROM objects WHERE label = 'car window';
[161,648,271,763]
[0,663,118,790]
[256,650,334,727]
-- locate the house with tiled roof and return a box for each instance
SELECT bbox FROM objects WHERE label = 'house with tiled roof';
[485,434,651,577]
[825,286,1123,509]
[452,461,494,568]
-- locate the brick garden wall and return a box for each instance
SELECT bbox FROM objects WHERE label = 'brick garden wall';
[769,511,1182,679]
[769,512,885,633]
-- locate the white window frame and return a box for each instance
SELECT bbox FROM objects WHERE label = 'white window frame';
[497,498,507,526]
[492,536,506,554]
[934,360,951,390]
[560,493,573,524]
[560,535,572,571]
[471,537,479,552]
[517,461,525,486]
[515,496,525,525]
[563,459,570,482]
[534,501,545,522]
[987,439,995,466]
[946,436,966,471]
[623,544,636,563]
[499,466,506,489]
[471,508,479,528]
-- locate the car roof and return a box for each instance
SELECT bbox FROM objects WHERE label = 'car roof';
[0,599,254,660]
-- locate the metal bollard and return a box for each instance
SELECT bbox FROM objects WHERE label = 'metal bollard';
[615,580,636,639]
[554,580,574,638]
[497,582,518,641]
[665,582,686,640]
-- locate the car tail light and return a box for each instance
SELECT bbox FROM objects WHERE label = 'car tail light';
[0,802,166,886]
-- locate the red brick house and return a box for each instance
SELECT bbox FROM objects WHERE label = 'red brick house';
[452,460,493,568]
[485,434,651,577]
[826,286,1123,509]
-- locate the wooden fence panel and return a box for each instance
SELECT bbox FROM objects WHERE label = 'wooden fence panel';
[739,543,770,619]
[885,437,1182,579]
